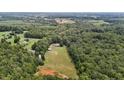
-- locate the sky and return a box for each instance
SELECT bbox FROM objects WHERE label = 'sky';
[0,0,124,12]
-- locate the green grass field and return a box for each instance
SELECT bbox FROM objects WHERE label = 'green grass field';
[0,20,31,26]
[43,45,78,79]
[0,32,39,49]
[87,20,109,26]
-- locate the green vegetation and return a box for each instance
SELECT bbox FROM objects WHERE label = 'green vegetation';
[64,32,124,79]
[0,13,124,80]
[87,20,109,26]
[43,45,78,79]
[0,42,39,80]
[0,32,39,49]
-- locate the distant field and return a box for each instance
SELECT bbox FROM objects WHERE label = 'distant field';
[86,20,109,26]
[0,20,39,26]
[0,20,25,23]
[0,20,57,26]
[110,18,124,20]
[0,20,28,26]
[39,45,78,79]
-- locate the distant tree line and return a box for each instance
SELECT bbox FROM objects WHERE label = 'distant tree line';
[0,25,24,34]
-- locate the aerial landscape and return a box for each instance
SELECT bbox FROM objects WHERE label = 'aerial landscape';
[0,12,124,80]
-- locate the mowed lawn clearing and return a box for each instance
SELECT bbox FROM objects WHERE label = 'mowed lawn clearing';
[0,32,39,49]
[40,45,78,79]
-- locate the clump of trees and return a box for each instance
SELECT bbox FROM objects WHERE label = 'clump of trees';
[24,31,44,39]
[0,25,24,34]
[14,35,20,43]
[32,38,50,60]
[24,26,56,39]
[0,41,42,80]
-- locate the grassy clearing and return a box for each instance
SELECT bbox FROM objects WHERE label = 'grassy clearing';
[0,20,31,26]
[0,20,25,24]
[0,32,39,49]
[42,45,78,79]
[24,38,39,49]
[0,32,10,38]
[87,20,109,26]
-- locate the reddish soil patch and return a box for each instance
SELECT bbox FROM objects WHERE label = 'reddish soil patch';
[39,68,56,76]
[37,67,69,79]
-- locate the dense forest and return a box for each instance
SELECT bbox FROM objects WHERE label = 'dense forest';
[0,42,38,79]
[0,13,124,80]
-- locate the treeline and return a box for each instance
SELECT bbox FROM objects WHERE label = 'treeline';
[32,38,50,60]
[24,31,46,39]
[0,41,44,79]
[0,25,24,34]
[24,26,57,39]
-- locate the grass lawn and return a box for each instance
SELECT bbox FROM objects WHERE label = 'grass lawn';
[24,38,39,49]
[0,32,39,49]
[42,45,78,79]
[6,33,25,45]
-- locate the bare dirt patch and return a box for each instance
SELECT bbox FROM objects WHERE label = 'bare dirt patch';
[55,18,75,24]
[37,67,69,79]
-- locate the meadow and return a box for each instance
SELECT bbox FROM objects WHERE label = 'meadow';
[38,45,78,79]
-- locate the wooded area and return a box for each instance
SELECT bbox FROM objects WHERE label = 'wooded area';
[0,13,124,79]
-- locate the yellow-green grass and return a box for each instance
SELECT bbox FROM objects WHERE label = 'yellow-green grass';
[87,20,109,26]
[0,32,11,42]
[7,33,24,45]
[24,38,39,49]
[0,20,31,26]
[0,32,10,38]
[12,34,39,49]
[43,45,78,79]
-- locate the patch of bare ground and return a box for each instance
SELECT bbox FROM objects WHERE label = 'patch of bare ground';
[36,67,69,79]
[55,18,75,24]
